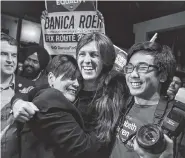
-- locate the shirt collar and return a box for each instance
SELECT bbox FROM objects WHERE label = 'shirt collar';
[0,74,15,91]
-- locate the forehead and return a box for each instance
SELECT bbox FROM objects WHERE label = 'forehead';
[173,76,181,83]
[27,53,39,61]
[1,41,17,54]
[129,51,154,65]
[79,41,98,52]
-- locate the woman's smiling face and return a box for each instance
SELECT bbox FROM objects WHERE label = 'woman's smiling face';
[77,41,103,81]
[51,74,80,102]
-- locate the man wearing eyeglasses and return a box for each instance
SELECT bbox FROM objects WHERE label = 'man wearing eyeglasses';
[111,42,185,158]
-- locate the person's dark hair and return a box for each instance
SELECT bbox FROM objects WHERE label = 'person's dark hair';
[76,32,127,143]
[48,54,82,83]
[127,41,176,79]
[127,41,176,96]
[1,32,18,46]
[94,73,128,143]
[76,32,116,74]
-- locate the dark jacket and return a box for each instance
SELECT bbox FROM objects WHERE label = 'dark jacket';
[11,84,55,158]
[1,75,35,158]
[28,87,101,158]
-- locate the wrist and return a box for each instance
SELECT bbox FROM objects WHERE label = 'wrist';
[11,98,22,111]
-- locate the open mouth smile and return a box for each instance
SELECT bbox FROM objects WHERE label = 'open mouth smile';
[67,88,78,95]
[82,66,95,73]
[130,82,142,88]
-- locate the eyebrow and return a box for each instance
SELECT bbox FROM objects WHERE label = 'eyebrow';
[128,62,150,65]
[90,51,99,53]
[1,51,17,55]
[28,57,39,62]
[173,80,181,84]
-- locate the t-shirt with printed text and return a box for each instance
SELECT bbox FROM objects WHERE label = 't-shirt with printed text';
[111,103,158,158]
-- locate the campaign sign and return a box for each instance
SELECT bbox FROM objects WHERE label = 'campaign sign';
[42,0,105,56]
[113,45,127,73]
[46,1,95,13]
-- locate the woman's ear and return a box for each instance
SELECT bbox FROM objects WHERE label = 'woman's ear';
[159,72,167,83]
[48,72,56,87]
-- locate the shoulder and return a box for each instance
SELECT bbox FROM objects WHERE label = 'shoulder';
[33,88,74,112]
[15,76,35,94]
[15,75,35,86]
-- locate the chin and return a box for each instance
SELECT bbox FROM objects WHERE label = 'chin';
[70,98,75,102]
[5,71,15,75]
[83,75,96,81]
[67,96,75,102]
[129,89,143,97]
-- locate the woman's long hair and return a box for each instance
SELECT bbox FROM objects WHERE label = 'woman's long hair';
[76,32,128,143]
[94,73,128,143]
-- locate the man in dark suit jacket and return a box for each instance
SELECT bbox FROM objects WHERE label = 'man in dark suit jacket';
[1,32,35,158]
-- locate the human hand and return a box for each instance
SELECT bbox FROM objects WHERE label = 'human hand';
[12,99,39,123]
[96,10,104,24]
[41,10,48,21]
[159,134,173,158]
[133,138,160,158]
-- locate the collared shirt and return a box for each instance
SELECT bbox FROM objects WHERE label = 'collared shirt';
[0,74,15,110]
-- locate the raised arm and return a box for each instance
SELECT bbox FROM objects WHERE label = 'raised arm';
[11,85,50,122]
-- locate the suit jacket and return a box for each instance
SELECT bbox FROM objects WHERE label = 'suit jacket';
[15,75,35,94]
[28,87,101,158]
[1,75,35,158]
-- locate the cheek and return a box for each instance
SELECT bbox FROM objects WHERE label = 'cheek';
[0,58,5,65]
[77,57,82,63]
[146,77,159,89]
[77,59,81,67]
[125,75,130,85]
[13,58,17,65]
[96,60,103,70]
[34,64,40,70]
[175,85,180,90]
[24,61,28,66]
[56,83,65,91]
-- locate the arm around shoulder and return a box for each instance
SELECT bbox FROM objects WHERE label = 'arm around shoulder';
[29,88,101,157]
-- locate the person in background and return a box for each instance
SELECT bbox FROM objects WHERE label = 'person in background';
[20,45,50,86]
[110,41,184,158]
[0,32,35,158]
[11,32,128,158]
[167,71,184,100]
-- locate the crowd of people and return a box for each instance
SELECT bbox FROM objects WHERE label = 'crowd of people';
[1,9,185,158]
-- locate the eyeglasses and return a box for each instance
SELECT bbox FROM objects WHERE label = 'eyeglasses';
[124,62,159,74]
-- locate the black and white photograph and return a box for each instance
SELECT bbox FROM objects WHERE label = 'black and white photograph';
[1,1,185,158]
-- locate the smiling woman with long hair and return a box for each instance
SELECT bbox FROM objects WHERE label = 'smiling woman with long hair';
[75,32,129,157]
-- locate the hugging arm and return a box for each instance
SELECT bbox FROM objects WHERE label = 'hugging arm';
[29,89,100,157]
[11,85,49,122]
[30,110,99,157]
